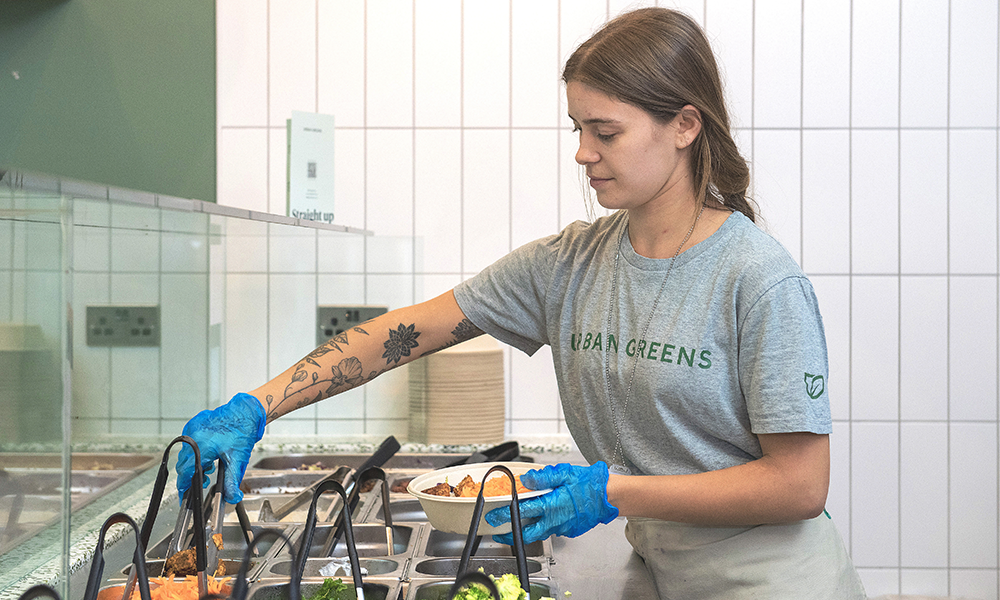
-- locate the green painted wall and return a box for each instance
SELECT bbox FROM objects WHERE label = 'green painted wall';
[0,0,216,202]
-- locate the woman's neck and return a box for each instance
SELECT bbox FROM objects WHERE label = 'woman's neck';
[626,198,704,259]
[625,197,731,259]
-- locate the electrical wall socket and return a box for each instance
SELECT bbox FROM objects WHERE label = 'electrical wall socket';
[86,305,160,347]
[317,305,387,346]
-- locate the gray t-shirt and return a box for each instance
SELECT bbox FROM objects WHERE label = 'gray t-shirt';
[454,210,832,476]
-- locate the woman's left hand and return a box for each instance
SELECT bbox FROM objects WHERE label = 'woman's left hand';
[485,461,619,545]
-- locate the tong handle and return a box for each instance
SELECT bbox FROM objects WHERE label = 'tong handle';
[456,466,530,595]
[203,459,228,578]
[323,467,393,558]
[447,572,502,600]
[296,480,365,600]
[83,513,151,600]
[17,585,61,600]
[235,501,257,554]
[124,436,204,600]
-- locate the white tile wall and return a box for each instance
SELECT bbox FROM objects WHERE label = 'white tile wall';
[214,1,1000,596]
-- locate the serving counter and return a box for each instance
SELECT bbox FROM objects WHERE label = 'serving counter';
[27,446,658,600]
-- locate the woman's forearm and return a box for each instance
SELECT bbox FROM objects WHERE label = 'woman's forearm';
[606,432,830,526]
[251,290,481,423]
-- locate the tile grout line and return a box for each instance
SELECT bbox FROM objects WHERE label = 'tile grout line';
[217,123,1000,132]
[159,198,164,432]
[264,0,272,433]
[508,0,515,436]
[106,204,113,434]
[556,0,563,433]
[314,0,321,436]
[945,0,952,592]
[362,0,370,431]
[412,0,417,313]
[896,0,903,589]
[847,0,854,562]
[799,0,805,269]
[460,0,465,284]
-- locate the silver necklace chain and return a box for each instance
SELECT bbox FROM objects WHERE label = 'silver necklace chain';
[604,203,705,475]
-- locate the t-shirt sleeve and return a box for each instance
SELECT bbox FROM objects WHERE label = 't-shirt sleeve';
[738,276,833,435]
[453,236,558,356]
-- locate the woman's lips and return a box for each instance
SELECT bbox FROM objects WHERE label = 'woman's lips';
[589,176,612,189]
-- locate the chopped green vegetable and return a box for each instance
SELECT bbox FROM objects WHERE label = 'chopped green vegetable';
[303,577,354,600]
[449,572,557,600]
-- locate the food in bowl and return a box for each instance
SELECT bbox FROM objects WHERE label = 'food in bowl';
[406,462,549,535]
[422,474,530,498]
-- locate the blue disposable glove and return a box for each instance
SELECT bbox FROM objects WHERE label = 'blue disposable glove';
[485,461,619,545]
[175,392,266,504]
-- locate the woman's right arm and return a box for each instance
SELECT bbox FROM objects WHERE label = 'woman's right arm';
[252,289,482,422]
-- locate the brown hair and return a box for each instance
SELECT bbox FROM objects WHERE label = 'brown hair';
[563,7,756,222]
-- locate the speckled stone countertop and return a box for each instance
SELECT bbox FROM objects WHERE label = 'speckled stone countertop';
[0,440,579,600]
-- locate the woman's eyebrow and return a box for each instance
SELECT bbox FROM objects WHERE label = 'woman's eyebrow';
[567,113,621,125]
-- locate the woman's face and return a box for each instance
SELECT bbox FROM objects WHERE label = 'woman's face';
[567,81,694,212]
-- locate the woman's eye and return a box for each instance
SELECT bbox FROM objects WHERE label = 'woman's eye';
[596,132,616,142]
[571,125,581,134]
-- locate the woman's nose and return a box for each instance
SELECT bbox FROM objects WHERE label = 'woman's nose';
[575,140,598,165]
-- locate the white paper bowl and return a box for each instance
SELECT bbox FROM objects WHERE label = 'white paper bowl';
[406,462,549,535]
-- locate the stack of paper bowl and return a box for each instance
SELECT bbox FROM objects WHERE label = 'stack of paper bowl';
[408,334,505,444]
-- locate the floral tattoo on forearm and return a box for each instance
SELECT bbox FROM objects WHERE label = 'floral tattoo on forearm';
[264,317,481,419]
[419,318,483,357]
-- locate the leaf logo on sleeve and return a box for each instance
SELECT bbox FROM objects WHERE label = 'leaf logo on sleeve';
[804,373,825,399]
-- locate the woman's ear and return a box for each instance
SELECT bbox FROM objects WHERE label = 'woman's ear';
[675,105,702,149]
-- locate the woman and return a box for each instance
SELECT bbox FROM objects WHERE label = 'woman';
[177,8,865,598]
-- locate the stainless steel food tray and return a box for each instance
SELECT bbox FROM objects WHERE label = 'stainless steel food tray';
[407,556,549,580]
[122,522,298,583]
[246,577,402,600]
[259,556,408,581]
[293,522,423,559]
[415,527,551,559]
[236,470,360,523]
[404,577,557,600]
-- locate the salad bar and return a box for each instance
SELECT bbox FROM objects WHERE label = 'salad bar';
[0,454,159,558]
[76,446,657,600]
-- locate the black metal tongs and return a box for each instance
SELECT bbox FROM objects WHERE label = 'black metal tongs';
[457,465,531,596]
[120,435,206,600]
[83,513,152,600]
[319,466,393,559]
[296,480,366,600]
[202,459,231,579]
[17,584,62,600]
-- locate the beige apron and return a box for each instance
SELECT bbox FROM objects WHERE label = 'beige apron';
[624,513,866,600]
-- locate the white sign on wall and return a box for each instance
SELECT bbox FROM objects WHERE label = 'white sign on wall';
[286,111,335,224]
